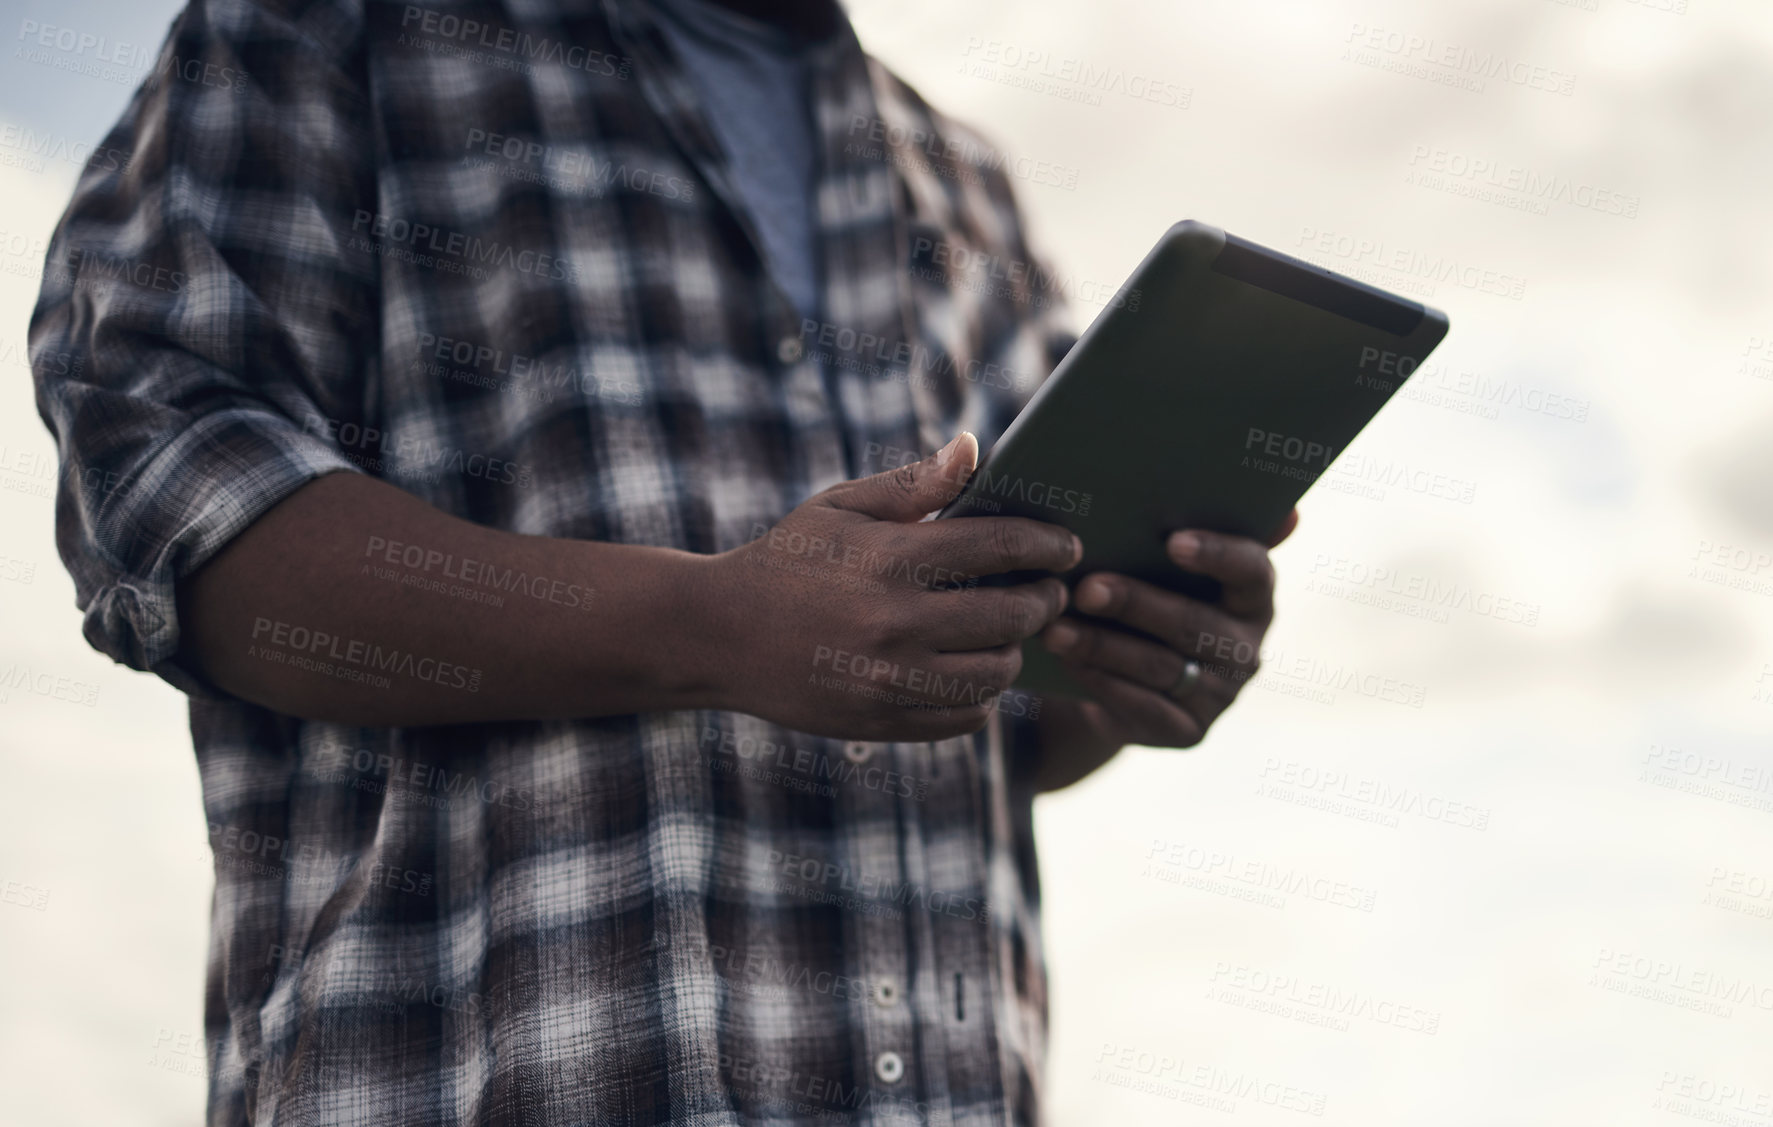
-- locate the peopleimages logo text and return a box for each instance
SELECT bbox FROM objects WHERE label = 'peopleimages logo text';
[250,618,482,693]
[351,211,581,282]
[950,466,1093,516]
[398,6,631,78]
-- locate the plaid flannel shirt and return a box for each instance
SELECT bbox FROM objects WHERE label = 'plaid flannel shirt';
[29,0,1077,1123]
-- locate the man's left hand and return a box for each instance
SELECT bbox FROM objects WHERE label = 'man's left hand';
[1031,511,1298,788]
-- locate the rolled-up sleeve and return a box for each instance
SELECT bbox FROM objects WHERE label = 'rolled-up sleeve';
[28,0,375,695]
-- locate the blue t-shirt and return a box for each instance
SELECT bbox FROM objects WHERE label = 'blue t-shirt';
[650,0,822,320]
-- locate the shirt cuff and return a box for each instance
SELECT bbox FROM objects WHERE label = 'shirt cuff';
[76,414,364,699]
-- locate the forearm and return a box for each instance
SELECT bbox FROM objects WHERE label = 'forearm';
[177,472,731,726]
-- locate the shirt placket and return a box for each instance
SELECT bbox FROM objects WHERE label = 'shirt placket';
[599,5,1007,1120]
[832,735,923,1125]
[599,0,851,499]
[807,30,1003,1125]
[835,734,995,1127]
[805,31,929,483]
[901,735,993,1127]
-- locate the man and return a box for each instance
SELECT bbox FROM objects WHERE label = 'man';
[29,0,1287,1122]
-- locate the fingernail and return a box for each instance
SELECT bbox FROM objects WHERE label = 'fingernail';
[1075,577,1112,613]
[1046,621,1078,654]
[1169,531,1202,564]
[1069,535,1084,568]
[936,432,977,475]
[1054,583,1069,613]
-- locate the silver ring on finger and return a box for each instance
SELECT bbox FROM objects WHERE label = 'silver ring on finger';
[1165,659,1202,702]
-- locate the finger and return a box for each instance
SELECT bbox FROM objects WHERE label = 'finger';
[1041,617,1193,693]
[1063,665,1204,749]
[820,432,978,522]
[921,579,1068,651]
[1164,530,1277,619]
[1048,616,1257,700]
[1266,508,1300,549]
[900,647,1024,712]
[914,517,1082,580]
[1071,572,1231,657]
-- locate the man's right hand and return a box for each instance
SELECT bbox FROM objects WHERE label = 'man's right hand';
[708,433,1079,742]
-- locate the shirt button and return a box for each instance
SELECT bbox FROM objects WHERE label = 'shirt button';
[872,980,899,1007]
[777,336,805,364]
[843,741,872,764]
[874,1050,905,1084]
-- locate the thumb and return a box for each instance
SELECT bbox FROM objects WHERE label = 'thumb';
[1266,507,1301,549]
[822,432,979,522]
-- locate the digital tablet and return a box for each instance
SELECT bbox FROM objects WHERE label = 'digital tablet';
[936,220,1450,696]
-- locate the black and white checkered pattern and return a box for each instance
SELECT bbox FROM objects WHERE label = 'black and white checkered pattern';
[30,1,1076,1122]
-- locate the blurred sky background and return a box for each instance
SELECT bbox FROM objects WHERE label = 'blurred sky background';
[3,0,1772,1124]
